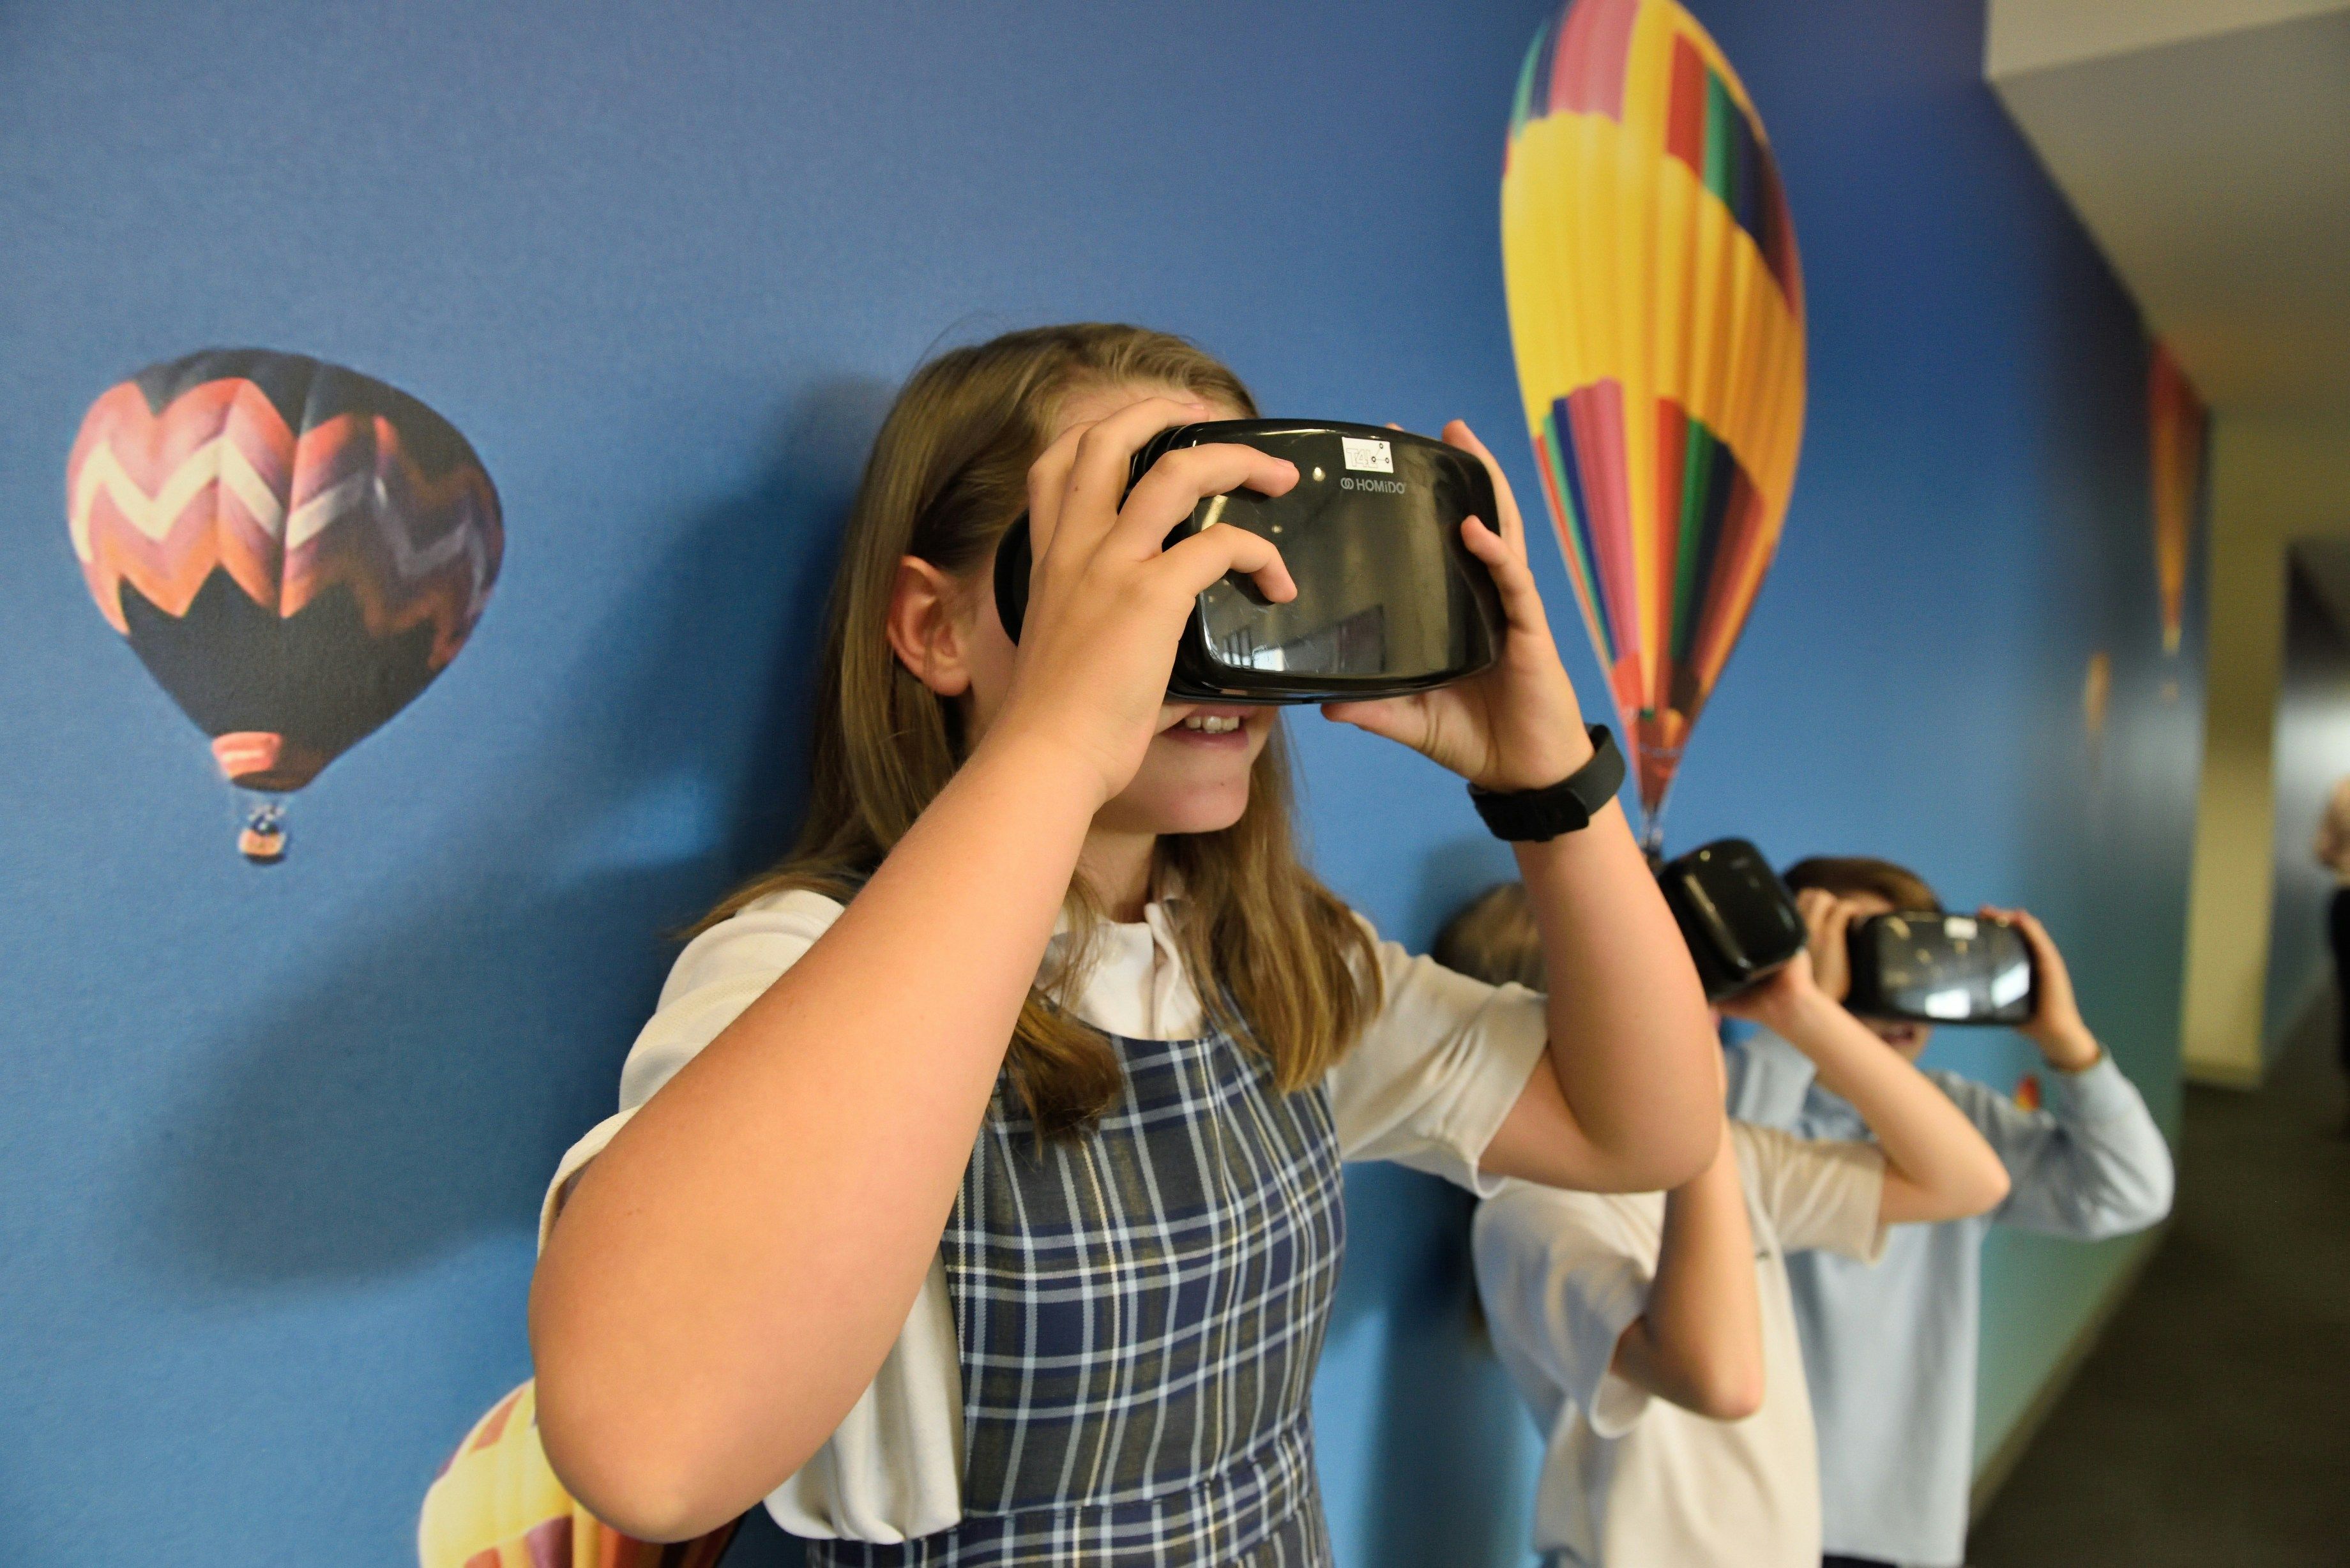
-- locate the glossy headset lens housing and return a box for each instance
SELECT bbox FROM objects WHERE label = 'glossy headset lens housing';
[993,420,1506,704]
[1658,838,1808,1001]
[1846,912,2036,1026]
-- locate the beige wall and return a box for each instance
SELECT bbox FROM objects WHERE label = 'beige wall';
[2179,418,2350,1083]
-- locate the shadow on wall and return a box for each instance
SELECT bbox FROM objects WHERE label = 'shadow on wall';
[1325,1162,1534,1568]
[135,378,892,1290]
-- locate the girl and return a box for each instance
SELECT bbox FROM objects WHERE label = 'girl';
[528,324,1722,1563]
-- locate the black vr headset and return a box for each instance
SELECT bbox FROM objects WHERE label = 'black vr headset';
[1658,839,1808,1001]
[994,419,1506,703]
[1656,838,2040,1025]
[1845,911,2036,1026]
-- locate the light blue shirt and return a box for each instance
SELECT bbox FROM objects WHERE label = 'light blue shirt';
[1724,1031,2174,1567]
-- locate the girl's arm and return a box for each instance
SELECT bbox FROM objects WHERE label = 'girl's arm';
[1608,1124,1766,1420]
[1725,898,2011,1225]
[530,398,1300,1541]
[1328,421,1719,1195]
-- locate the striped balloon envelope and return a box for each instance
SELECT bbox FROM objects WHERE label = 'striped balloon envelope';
[1501,0,1806,848]
[418,1381,740,1568]
[2147,342,2206,656]
[66,348,501,861]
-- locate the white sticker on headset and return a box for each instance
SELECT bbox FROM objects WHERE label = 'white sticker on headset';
[1341,436,1394,473]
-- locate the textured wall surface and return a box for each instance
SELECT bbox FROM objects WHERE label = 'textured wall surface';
[0,3,2188,1563]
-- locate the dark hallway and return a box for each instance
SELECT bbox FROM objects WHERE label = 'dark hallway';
[1969,1000,2350,1566]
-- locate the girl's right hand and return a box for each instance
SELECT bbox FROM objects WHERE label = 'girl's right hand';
[983,396,1300,804]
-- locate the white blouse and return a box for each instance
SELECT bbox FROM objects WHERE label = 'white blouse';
[539,889,1549,1542]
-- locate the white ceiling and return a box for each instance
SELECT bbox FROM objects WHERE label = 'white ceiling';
[1988,0,2350,425]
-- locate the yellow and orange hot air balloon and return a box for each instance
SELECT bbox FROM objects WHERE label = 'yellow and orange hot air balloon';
[1501,0,1807,849]
[2148,341,2207,656]
[419,1381,739,1568]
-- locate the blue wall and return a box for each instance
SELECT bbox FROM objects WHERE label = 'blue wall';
[0,3,2190,1564]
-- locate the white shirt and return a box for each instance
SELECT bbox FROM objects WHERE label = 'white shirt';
[540,888,1550,1542]
[1473,1122,1888,1568]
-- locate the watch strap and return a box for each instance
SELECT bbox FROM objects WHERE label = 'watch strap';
[1467,725,1625,841]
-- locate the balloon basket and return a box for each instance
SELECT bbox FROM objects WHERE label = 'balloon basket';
[237,799,287,865]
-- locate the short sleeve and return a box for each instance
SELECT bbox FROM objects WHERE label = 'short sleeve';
[1327,916,1549,1196]
[537,889,845,1249]
[534,887,967,1541]
[1732,1121,1887,1263]
[1472,1180,1656,1438]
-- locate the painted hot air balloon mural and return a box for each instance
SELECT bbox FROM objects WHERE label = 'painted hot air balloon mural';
[66,349,501,863]
[2148,340,2208,657]
[419,1381,740,1568]
[1501,0,1807,850]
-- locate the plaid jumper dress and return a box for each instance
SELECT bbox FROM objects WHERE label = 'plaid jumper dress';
[807,1020,1345,1567]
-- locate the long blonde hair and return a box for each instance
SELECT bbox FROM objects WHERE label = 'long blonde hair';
[701,323,1381,1135]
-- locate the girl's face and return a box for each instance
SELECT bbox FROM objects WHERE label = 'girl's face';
[957,380,1277,839]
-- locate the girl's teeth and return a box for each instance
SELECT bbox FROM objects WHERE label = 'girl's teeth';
[1181,715,1240,733]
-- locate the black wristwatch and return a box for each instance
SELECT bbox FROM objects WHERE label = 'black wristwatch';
[1467,725,1626,842]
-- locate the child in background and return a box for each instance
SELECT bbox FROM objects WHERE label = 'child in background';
[1447,883,2010,1568]
[527,324,1725,1564]
[1725,856,2175,1568]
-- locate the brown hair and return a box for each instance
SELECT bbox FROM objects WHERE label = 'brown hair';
[1431,881,1546,991]
[1780,855,1941,912]
[699,323,1381,1135]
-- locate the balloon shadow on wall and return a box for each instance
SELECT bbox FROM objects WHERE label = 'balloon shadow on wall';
[137,377,894,1289]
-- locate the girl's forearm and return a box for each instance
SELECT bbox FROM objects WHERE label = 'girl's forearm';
[1612,1129,1763,1419]
[530,732,1101,1539]
[1770,990,2009,1218]
[1517,803,1721,1193]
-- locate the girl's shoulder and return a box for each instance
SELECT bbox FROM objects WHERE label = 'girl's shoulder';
[660,886,849,1007]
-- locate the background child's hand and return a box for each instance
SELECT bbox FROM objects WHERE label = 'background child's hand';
[1320,421,1595,791]
[987,396,1299,804]
[1796,887,1857,1003]
[1980,906,2101,1071]
[1718,946,1824,1034]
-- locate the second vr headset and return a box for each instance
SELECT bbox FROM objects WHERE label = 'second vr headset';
[994,419,1507,703]
[1659,839,2038,1025]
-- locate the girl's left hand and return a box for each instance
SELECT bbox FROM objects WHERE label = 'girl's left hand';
[1321,420,1593,791]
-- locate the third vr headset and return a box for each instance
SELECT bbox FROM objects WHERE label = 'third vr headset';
[1659,840,2038,1025]
[994,420,1507,703]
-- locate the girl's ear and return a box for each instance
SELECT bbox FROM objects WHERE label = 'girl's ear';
[886,555,975,697]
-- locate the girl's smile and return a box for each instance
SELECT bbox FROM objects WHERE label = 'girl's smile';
[1160,704,1261,748]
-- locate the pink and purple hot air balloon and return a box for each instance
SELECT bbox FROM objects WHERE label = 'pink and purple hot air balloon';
[66,348,502,861]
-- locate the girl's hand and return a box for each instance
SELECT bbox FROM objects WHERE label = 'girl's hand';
[1981,905,2101,1071]
[1797,888,1858,1004]
[1320,420,1592,790]
[983,396,1300,807]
